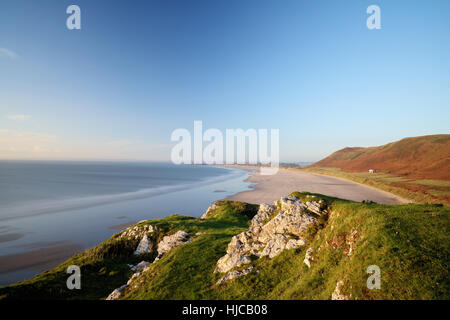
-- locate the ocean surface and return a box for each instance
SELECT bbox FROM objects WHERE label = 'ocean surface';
[0,161,252,285]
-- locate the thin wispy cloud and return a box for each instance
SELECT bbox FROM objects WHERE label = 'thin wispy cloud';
[0,48,18,59]
[7,114,32,121]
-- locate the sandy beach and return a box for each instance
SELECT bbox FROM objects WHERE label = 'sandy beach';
[225,165,409,205]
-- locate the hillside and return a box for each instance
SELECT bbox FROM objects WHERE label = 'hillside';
[311,135,450,180]
[305,135,450,205]
[1,193,448,300]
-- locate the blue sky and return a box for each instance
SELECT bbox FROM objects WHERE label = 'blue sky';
[0,0,449,162]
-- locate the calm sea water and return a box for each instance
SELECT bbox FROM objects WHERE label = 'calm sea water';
[0,161,252,285]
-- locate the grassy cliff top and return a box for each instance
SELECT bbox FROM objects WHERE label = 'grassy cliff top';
[1,193,448,300]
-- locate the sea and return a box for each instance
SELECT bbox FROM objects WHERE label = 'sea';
[0,160,252,285]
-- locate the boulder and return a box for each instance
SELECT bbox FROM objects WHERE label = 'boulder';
[215,253,252,274]
[303,247,313,268]
[134,235,151,255]
[156,230,191,259]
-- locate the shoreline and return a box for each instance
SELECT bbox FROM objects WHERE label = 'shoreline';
[0,165,250,286]
[222,165,409,205]
[0,164,409,286]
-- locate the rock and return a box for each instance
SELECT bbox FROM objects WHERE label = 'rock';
[215,253,252,273]
[106,284,127,300]
[216,266,254,285]
[250,203,275,229]
[331,281,350,300]
[201,203,219,219]
[134,235,151,255]
[286,238,305,250]
[126,272,142,285]
[156,230,191,259]
[111,230,190,299]
[121,224,157,241]
[280,197,306,213]
[215,196,323,276]
[131,261,150,271]
[306,200,328,216]
[260,234,287,258]
[304,247,313,268]
[259,204,316,240]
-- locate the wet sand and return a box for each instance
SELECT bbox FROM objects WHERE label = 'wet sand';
[225,165,409,205]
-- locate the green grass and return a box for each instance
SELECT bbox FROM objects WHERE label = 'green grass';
[0,235,140,300]
[412,179,450,188]
[1,194,448,300]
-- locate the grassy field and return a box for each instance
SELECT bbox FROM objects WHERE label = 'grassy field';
[1,193,448,300]
[301,167,450,206]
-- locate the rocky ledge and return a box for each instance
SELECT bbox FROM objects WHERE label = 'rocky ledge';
[213,195,329,284]
[154,230,191,261]
[106,227,192,300]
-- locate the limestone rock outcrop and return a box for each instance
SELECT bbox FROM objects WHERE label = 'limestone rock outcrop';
[106,228,191,300]
[121,224,158,241]
[134,235,151,255]
[215,253,252,274]
[214,196,327,282]
[155,230,192,260]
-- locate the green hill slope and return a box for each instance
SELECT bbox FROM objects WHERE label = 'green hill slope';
[1,194,448,300]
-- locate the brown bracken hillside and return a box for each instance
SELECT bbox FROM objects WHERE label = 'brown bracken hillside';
[311,134,450,180]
